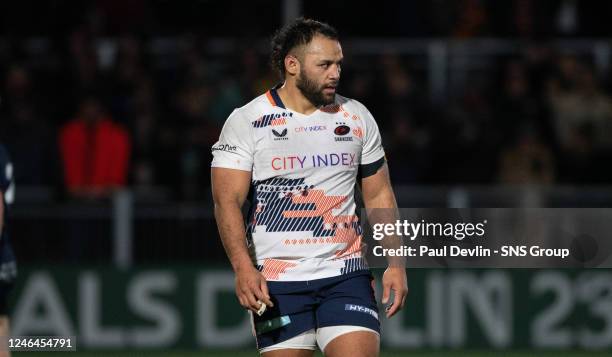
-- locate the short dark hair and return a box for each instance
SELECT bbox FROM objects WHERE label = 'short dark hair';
[270,17,339,79]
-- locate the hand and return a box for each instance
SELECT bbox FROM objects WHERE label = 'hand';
[235,265,274,314]
[381,267,408,318]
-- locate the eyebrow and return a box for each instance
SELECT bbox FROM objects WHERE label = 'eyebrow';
[318,58,343,64]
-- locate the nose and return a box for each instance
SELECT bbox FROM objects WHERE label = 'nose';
[329,64,340,80]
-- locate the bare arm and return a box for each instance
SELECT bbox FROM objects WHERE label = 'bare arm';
[212,167,253,271]
[361,163,408,318]
[211,167,273,313]
[361,163,398,209]
[361,163,403,266]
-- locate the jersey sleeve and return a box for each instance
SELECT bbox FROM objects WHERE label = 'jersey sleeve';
[359,105,386,165]
[211,109,255,171]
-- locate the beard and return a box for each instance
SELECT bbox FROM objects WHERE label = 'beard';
[296,69,336,107]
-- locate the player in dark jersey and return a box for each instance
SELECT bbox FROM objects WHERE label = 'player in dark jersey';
[0,144,17,356]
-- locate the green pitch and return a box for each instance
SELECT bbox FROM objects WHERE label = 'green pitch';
[13,351,612,357]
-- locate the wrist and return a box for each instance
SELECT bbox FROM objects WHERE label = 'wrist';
[386,257,406,269]
[232,256,255,273]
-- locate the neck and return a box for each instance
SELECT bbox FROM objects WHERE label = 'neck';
[275,81,319,115]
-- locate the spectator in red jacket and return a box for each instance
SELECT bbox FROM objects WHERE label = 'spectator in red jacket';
[59,96,131,199]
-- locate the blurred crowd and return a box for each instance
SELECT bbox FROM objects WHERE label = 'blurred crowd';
[1,1,612,202]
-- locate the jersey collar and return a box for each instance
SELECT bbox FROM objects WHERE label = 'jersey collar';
[265,83,286,109]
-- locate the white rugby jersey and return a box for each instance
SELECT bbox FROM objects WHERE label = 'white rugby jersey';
[211,86,385,281]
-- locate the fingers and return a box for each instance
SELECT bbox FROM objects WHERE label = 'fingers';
[386,282,408,318]
[237,295,248,309]
[237,294,260,315]
[382,280,398,318]
[382,281,391,305]
[386,285,403,318]
[248,278,274,311]
[400,286,409,309]
[258,278,274,307]
[244,287,262,312]
[381,267,408,318]
[236,273,274,314]
[236,282,258,313]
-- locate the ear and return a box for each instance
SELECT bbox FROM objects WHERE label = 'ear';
[284,55,300,77]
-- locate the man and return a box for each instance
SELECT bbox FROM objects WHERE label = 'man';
[211,18,407,357]
[0,144,17,357]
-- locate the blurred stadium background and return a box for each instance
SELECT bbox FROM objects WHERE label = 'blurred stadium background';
[2,0,612,355]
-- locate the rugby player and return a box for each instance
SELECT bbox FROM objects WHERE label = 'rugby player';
[0,144,17,357]
[211,18,407,357]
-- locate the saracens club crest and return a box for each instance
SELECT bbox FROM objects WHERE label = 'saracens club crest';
[334,122,353,142]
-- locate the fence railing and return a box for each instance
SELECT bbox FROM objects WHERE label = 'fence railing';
[10,185,612,267]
